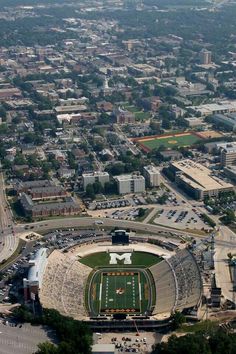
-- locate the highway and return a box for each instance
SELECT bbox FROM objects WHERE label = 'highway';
[16,216,198,237]
[0,172,18,263]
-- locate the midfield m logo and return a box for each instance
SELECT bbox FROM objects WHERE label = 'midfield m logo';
[109,253,132,265]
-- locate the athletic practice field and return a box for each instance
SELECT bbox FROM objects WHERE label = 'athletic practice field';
[133,132,203,152]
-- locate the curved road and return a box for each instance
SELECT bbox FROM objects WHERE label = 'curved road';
[0,172,18,263]
[16,217,195,236]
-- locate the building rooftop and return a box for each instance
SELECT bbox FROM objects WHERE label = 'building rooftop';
[172,159,233,192]
[20,193,79,212]
[15,180,52,190]
[115,173,145,181]
[28,248,48,287]
[29,186,65,195]
[82,171,109,177]
[217,142,236,153]
[92,344,115,354]
[189,100,236,115]
[144,165,160,174]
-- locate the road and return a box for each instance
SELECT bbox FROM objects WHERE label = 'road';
[214,226,236,303]
[15,216,200,238]
[0,172,18,263]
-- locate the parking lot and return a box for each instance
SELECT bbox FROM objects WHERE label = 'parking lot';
[0,321,55,354]
[153,208,209,231]
[94,331,161,354]
[106,208,146,221]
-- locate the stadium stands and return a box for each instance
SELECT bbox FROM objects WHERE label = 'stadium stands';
[150,249,202,316]
[150,259,176,315]
[40,250,91,320]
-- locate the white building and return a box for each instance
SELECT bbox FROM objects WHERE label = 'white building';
[23,248,48,300]
[143,165,161,187]
[115,173,145,194]
[92,344,116,354]
[218,142,236,167]
[82,171,109,190]
[188,100,236,117]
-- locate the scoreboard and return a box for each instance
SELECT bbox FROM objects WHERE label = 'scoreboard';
[112,230,129,245]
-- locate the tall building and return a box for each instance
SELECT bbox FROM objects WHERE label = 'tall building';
[115,173,145,194]
[199,49,212,65]
[82,171,110,190]
[143,165,161,187]
[219,143,236,167]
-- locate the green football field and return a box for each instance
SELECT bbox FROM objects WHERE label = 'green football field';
[89,268,152,316]
[139,133,201,151]
[100,271,140,313]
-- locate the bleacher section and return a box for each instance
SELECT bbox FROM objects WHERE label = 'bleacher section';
[40,250,91,320]
[150,249,202,315]
[150,260,176,315]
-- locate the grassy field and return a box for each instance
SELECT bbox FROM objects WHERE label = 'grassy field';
[135,111,151,121]
[79,251,162,268]
[139,133,201,151]
[89,269,151,315]
[100,271,140,313]
[123,105,151,121]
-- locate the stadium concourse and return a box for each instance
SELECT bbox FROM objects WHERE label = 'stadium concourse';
[37,241,202,322]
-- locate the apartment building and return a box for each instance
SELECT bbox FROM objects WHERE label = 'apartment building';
[82,171,110,190]
[143,165,161,187]
[115,173,145,194]
[218,143,236,167]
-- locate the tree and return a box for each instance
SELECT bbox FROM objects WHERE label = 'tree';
[85,184,95,199]
[23,132,44,145]
[162,118,171,130]
[104,181,117,195]
[12,116,21,125]
[170,311,186,330]
[98,113,110,125]
[220,210,236,225]
[138,208,146,218]
[14,153,27,165]
[157,193,168,205]
[0,105,6,118]
[36,342,58,354]
[0,123,9,135]
[93,181,103,194]
[106,163,125,176]
[152,333,210,354]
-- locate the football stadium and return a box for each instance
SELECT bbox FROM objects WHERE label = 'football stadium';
[33,232,202,330]
[132,132,203,152]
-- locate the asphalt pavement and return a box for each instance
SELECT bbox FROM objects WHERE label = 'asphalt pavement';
[0,322,55,354]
